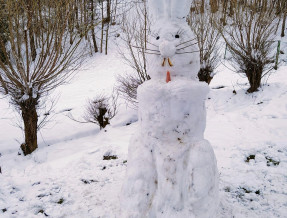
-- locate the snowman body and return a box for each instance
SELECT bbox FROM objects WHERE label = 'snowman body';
[121,80,218,218]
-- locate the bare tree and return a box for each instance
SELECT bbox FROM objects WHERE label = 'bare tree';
[65,0,123,55]
[216,1,277,93]
[116,1,150,106]
[188,6,221,84]
[0,0,84,155]
[98,0,114,55]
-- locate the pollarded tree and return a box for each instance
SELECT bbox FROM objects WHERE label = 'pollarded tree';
[188,5,221,84]
[217,1,276,93]
[0,0,83,155]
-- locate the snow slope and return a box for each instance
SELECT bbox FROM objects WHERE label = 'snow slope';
[0,42,287,217]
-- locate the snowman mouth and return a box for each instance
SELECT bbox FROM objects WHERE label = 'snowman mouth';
[162,58,173,67]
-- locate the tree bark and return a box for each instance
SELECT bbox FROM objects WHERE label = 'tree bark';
[20,99,38,155]
[281,7,287,37]
[246,63,262,93]
[144,0,147,49]
[201,0,205,14]
[26,0,37,61]
[105,24,109,55]
[84,0,88,40]
[0,1,8,65]
[75,0,79,30]
[210,0,218,13]
[91,0,98,53]
[68,1,75,45]
[98,107,109,129]
[100,1,104,53]
[229,0,234,17]
[106,0,111,24]
[221,0,227,25]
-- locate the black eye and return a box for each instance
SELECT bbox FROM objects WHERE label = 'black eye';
[156,36,160,40]
[175,34,179,38]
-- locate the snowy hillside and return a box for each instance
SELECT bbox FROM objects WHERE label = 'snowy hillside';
[1,38,287,218]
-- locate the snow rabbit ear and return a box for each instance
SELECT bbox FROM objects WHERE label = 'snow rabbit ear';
[148,0,193,21]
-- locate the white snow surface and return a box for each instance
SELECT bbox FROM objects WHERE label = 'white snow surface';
[0,39,287,218]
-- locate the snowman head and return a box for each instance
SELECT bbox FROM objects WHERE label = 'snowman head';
[146,0,200,81]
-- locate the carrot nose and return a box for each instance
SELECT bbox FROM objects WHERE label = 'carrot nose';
[166,71,171,83]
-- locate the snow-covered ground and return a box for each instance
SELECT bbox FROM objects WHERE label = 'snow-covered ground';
[1,38,287,217]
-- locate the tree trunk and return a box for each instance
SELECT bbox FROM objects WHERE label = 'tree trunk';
[144,0,147,49]
[98,107,109,129]
[105,23,109,55]
[75,1,79,30]
[200,0,205,14]
[68,1,75,45]
[246,63,262,93]
[0,2,8,65]
[281,7,287,37]
[276,0,282,15]
[106,0,111,24]
[84,0,88,40]
[26,0,37,61]
[221,0,227,25]
[91,0,98,53]
[0,40,7,65]
[100,1,104,53]
[210,0,218,13]
[229,0,234,17]
[20,99,38,155]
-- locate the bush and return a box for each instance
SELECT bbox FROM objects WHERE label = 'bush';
[116,74,143,107]
[83,93,117,129]
[188,6,221,84]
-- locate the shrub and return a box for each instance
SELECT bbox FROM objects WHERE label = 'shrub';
[83,93,117,129]
[188,6,221,84]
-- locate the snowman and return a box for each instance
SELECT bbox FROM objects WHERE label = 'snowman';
[121,0,219,217]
